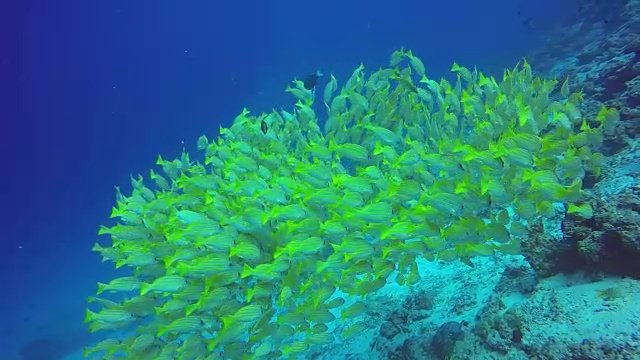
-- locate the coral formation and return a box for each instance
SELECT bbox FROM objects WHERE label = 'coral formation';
[520,220,576,277]
[529,0,639,153]
[430,321,465,360]
[565,186,640,277]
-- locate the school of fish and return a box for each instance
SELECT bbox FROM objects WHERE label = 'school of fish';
[85,49,618,359]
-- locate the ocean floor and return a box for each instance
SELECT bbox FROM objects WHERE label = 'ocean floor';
[38,253,640,360]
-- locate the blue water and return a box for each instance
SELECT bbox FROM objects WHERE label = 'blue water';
[6,0,583,358]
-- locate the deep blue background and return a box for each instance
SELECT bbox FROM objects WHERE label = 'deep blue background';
[4,0,580,358]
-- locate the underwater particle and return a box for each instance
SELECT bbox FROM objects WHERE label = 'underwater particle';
[516,4,538,31]
[522,17,536,30]
[303,70,323,90]
[20,338,66,360]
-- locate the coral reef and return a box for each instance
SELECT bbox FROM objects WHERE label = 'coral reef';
[529,0,639,155]
[377,318,466,360]
[430,321,465,360]
[519,0,640,283]
[520,155,640,279]
[565,186,640,278]
[521,220,576,277]
[463,271,640,360]
[339,254,640,360]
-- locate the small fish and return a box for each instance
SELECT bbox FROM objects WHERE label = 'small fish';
[252,340,274,358]
[340,301,367,320]
[140,275,188,295]
[343,320,366,338]
[97,276,141,294]
[129,333,156,352]
[304,307,335,324]
[206,321,253,350]
[221,304,263,327]
[522,17,536,30]
[85,308,135,324]
[282,341,310,356]
[325,297,345,309]
[229,241,262,261]
[157,316,205,337]
[83,338,123,358]
[260,119,268,134]
[308,331,334,345]
[567,202,594,219]
[303,71,323,90]
[516,5,537,31]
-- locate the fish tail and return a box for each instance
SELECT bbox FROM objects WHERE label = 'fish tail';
[162,256,174,269]
[84,309,95,323]
[157,326,167,338]
[96,282,107,295]
[185,303,199,316]
[140,283,152,296]
[220,315,235,329]
[241,264,253,279]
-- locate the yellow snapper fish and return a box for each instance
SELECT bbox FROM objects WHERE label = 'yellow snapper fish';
[88,48,613,358]
[140,275,188,295]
